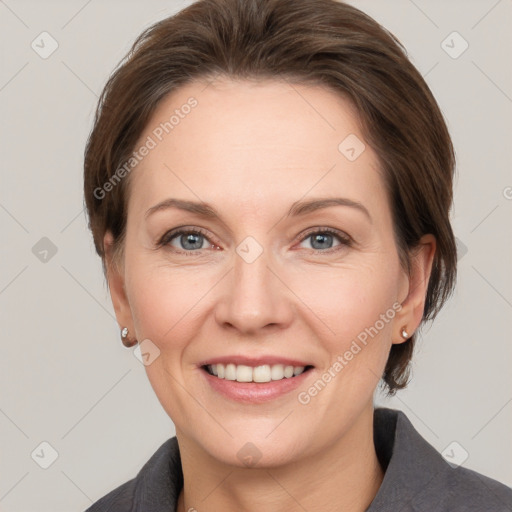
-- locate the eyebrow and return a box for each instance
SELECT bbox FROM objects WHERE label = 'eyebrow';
[145,197,372,223]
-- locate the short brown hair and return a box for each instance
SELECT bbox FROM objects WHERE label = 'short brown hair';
[83,0,457,393]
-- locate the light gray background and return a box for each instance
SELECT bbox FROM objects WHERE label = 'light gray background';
[0,0,511,510]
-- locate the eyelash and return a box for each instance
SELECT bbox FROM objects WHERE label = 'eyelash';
[157,226,353,256]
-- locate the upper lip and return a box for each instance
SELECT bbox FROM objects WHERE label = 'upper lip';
[198,355,313,368]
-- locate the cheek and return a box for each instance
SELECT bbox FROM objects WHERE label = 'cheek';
[289,260,399,357]
[124,262,210,419]
[125,260,206,349]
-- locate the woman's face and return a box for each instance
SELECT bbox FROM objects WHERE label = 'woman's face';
[107,78,430,467]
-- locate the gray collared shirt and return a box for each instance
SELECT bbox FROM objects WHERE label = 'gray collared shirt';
[85,408,512,511]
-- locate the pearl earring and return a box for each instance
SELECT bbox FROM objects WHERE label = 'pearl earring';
[121,327,137,348]
[401,327,409,339]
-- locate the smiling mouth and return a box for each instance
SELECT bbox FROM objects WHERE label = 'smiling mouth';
[202,363,314,383]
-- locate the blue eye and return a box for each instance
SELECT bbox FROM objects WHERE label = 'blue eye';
[158,227,352,255]
[299,229,352,253]
[160,227,214,252]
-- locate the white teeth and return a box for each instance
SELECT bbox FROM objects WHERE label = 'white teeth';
[236,365,253,382]
[284,366,294,378]
[253,365,271,383]
[271,364,284,380]
[293,366,305,376]
[225,363,237,381]
[208,363,308,383]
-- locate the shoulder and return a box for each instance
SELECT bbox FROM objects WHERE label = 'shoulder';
[84,437,182,512]
[371,408,512,511]
[440,463,512,511]
[84,478,136,512]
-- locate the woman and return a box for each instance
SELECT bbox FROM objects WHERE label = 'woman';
[83,0,512,510]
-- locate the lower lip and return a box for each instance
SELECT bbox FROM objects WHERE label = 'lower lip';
[201,367,314,403]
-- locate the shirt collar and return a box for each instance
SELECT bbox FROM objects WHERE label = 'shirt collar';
[368,407,451,510]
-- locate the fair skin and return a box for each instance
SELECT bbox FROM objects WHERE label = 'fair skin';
[104,78,435,512]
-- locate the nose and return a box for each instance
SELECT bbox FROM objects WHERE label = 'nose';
[214,248,294,335]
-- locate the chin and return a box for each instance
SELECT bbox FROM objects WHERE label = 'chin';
[198,427,310,469]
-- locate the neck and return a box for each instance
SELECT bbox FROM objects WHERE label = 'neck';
[176,405,383,512]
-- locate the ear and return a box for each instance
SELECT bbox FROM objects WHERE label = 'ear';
[393,234,436,344]
[103,231,134,331]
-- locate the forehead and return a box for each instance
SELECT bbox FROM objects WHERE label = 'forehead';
[128,78,385,220]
